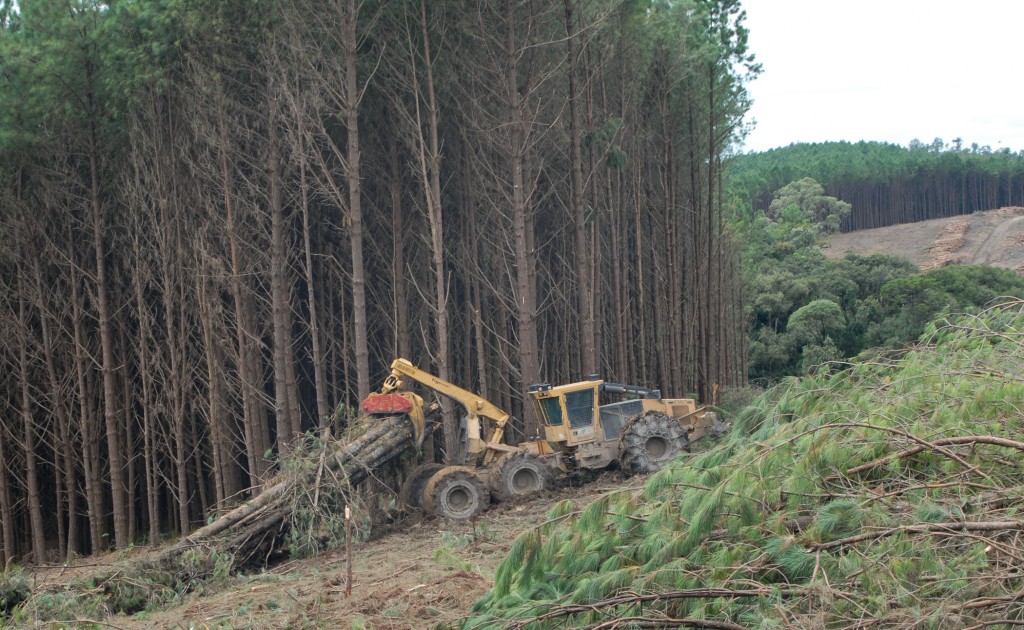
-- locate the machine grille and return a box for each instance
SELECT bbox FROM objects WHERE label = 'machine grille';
[565,389,596,428]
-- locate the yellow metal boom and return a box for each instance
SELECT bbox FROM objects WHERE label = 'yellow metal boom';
[377,358,512,456]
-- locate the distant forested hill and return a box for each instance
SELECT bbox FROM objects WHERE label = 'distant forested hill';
[729,140,1024,231]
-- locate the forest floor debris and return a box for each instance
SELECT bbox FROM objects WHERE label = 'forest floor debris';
[921,217,970,269]
[20,475,642,628]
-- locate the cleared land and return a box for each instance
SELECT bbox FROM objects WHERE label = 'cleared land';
[822,206,1024,273]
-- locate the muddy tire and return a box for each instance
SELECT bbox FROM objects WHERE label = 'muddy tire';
[400,462,445,511]
[489,451,549,501]
[618,411,687,475]
[424,466,489,520]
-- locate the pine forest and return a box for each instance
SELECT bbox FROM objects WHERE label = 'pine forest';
[0,0,755,563]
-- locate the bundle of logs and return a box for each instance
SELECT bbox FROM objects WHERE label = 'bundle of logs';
[155,413,417,572]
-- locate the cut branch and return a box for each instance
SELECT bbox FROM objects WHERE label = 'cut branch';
[504,587,835,630]
[809,520,1024,552]
[843,435,1024,478]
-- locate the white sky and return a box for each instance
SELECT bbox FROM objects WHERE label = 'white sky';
[738,0,1024,154]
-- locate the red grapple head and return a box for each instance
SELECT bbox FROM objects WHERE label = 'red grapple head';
[361,393,414,415]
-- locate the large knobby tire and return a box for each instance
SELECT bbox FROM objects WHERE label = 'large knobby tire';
[424,466,489,520]
[618,411,687,475]
[489,451,549,502]
[400,462,445,511]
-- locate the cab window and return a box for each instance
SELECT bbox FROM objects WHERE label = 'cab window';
[539,396,564,426]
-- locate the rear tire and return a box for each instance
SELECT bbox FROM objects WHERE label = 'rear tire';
[618,411,687,475]
[400,462,445,511]
[424,466,489,520]
[490,451,549,501]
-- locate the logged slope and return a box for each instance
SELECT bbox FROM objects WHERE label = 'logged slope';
[469,300,1024,629]
[823,206,1024,273]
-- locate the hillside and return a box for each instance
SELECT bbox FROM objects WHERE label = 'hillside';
[729,141,1024,231]
[17,301,1024,628]
[823,206,1024,273]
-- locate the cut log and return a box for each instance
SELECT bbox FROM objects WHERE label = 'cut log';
[153,413,418,570]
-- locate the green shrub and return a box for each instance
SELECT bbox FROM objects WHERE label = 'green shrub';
[0,567,28,615]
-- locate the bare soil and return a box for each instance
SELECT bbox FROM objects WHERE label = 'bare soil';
[822,206,1024,273]
[25,475,645,629]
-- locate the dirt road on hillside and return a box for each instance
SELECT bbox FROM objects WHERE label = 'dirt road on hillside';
[973,214,1024,265]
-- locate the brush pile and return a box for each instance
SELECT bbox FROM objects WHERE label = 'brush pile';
[922,217,970,269]
[469,300,1024,629]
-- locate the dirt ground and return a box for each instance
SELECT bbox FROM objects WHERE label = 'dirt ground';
[24,475,644,629]
[822,206,1024,273]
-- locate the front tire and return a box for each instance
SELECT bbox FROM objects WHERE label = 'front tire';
[400,462,445,511]
[490,451,549,501]
[618,411,687,475]
[424,466,489,520]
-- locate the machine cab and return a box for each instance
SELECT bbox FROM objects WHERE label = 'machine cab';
[528,379,602,446]
[528,377,667,448]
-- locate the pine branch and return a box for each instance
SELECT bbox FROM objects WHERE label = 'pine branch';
[581,616,748,630]
[809,521,1024,552]
[503,587,837,629]
[842,435,1024,478]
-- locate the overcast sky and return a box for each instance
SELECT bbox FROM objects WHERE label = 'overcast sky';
[738,0,1024,154]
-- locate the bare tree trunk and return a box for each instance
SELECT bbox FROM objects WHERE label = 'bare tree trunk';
[220,110,270,487]
[122,358,137,543]
[469,193,490,402]
[89,121,128,549]
[268,102,296,454]
[705,71,718,402]
[34,257,79,560]
[131,236,161,545]
[284,307,303,440]
[563,0,596,377]
[170,277,189,536]
[610,168,627,379]
[407,0,457,461]
[504,0,541,434]
[69,226,104,553]
[16,276,46,564]
[198,266,226,509]
[389,140,411,360]
[191,413,210,517]
[296,121,330,430]
[0,412,14,564]
[344,0,371,404]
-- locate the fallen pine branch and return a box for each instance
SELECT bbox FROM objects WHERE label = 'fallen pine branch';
[842,435,1024,478]
[809,520,1024,552]
[499,586,839,630]
[580,616,748,630]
